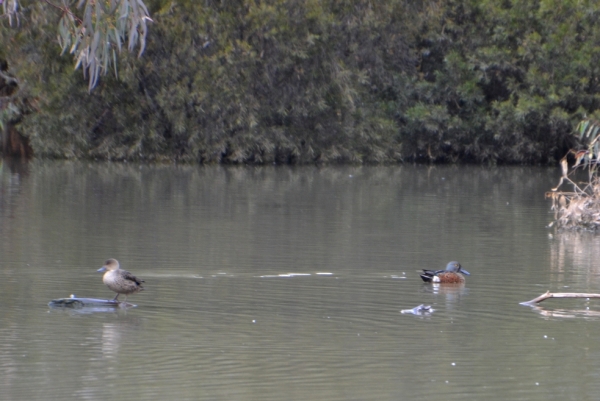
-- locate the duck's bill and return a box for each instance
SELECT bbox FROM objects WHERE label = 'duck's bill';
[460,269,470,276]
[97,267,107,272]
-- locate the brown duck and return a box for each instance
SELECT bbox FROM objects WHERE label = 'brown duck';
[420,261,470,284]
[97,259,144,302]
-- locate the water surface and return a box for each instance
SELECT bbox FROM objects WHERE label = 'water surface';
[0,161,598,400]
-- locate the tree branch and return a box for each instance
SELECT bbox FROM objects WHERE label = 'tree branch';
[520,291,600,305]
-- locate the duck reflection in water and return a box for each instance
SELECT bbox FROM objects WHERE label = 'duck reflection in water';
[97,259,145,303]
[420,261,470,284]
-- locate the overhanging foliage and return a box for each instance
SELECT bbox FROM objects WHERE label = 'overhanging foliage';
[2,0,151,91]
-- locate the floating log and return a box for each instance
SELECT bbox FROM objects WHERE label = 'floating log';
[520,291,600,306]
[48,295,135,308]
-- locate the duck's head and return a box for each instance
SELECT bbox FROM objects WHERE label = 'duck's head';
[97,258,120,273]
[445,261,470,275]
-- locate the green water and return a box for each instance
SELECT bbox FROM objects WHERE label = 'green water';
[0,161,597,401]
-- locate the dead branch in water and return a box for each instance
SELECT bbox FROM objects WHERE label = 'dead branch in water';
[547,119,600,231]
[520,291,600,305]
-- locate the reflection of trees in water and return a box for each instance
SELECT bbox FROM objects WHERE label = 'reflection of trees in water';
[0,158,29,233]
[549,232,600,288]
[0,162,559,282]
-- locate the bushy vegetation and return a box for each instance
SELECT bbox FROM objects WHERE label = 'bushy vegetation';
[548,119,600,231]
[1,0,600,163]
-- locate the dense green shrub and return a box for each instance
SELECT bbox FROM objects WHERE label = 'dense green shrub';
[401,0,593,163]
[2,0,600,163]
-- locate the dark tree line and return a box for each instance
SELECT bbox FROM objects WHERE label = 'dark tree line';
[0,0,596,164]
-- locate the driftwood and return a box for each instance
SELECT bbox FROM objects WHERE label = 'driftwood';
[520,291,600,306]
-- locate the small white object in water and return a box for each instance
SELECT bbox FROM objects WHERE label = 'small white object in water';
[401,304,434,315]
[252,320,256,323]
[316,272,333,276]
[451,363,456,366]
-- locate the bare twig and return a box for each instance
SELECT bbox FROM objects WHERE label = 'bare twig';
[520,291,600,305]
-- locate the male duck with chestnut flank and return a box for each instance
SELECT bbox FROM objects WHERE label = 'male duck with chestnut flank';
[420,261,470,284]
[97,259,144,302]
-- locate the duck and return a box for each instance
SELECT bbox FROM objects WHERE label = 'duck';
[97,259,144,302]
[420,261,470,283]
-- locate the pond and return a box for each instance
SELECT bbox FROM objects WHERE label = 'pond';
[0,160,599,400]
